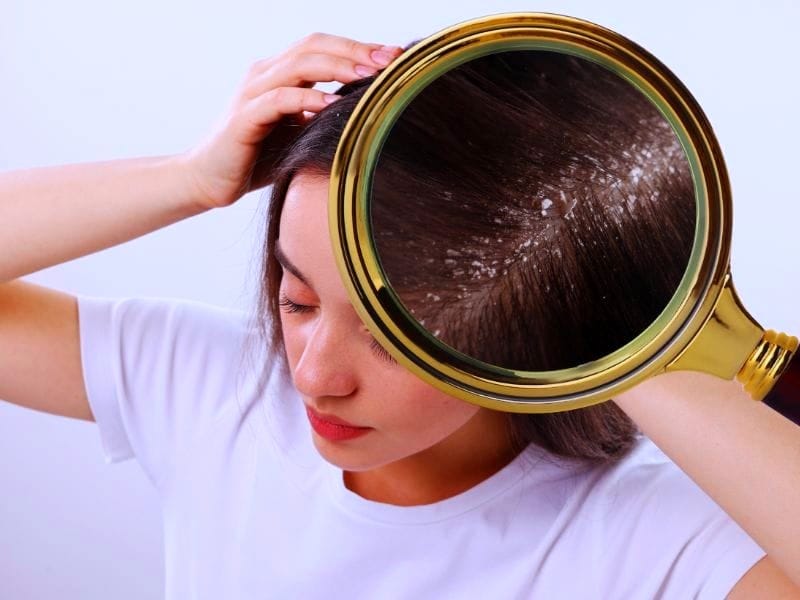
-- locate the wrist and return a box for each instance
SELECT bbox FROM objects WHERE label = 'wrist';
[167,151,218,214]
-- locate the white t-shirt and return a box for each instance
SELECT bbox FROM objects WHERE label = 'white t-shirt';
[76,294,766,599]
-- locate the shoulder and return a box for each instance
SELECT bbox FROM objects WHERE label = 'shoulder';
[76,294,290,485]
[81,294,256,345]
[568,434,767,598]
[77,294,261,380]
[579,434,737,534]
[594,433,698,505]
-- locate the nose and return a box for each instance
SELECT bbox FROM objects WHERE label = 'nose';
[292,317,358,400]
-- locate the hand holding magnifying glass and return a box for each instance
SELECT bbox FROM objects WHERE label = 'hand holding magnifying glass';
[325,12,800,586]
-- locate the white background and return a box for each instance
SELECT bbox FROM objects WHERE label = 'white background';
[1,0,798,598]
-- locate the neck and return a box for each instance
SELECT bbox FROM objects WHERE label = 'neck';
[343,409,521,506]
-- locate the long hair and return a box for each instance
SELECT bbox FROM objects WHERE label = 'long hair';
[255,46,695,463]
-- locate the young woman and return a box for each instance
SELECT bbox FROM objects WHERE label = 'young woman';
[1,32,798,599]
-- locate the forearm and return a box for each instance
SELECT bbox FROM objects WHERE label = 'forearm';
[0,153,208,282]
[614,371,800,586]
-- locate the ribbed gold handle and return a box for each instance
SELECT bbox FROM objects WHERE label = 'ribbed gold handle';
[737,330,800,424]
[737,330,799,400]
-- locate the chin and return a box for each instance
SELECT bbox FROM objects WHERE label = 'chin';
[310,433,392,472]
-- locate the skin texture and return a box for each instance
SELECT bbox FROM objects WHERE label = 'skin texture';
[276,172,519,505]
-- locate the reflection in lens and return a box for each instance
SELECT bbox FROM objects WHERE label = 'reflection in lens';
[370,50,695,371]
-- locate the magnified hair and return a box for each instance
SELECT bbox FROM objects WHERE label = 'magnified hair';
[257,46,695,461]
[371,50,695,372]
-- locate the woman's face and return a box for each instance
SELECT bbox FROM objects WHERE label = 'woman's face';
[276,171,505,473]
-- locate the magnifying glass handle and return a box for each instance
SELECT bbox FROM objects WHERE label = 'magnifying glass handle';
[762,349,800,425]
[738,330,800,425]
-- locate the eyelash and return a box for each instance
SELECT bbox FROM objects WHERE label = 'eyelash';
[278,293,397,365]
[278,293,314,314]
[369,337,397,364]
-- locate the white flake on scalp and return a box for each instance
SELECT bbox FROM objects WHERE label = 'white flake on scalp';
[408,114,688,315]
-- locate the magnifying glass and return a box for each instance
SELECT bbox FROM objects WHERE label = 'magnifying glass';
[328,12,799,422]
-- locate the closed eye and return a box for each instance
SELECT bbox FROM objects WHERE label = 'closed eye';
[369,337,398,365]
[279,292,396,365]
[278,293,314,314]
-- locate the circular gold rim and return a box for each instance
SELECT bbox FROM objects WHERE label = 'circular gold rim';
[329,12,731,412]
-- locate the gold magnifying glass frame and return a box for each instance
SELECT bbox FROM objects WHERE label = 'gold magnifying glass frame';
[329,11,797,413]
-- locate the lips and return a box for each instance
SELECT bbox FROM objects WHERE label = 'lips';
[305,405,367,429]
[304,405,372,442]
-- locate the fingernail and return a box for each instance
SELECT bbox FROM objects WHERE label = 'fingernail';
[323,94,341,104]
[355,64,378,77]
[370,50,393,66]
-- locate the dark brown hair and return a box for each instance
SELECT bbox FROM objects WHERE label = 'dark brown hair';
[255,46,695,463]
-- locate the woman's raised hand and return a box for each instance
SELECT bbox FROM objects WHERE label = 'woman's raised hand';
[182,33,403,210]
[0,33,402,283]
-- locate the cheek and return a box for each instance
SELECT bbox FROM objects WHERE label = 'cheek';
[374,372,480,435]
[279,311,304,369]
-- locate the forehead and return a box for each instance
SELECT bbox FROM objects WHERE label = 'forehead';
[277,172,342,288]
[279,173,329,239]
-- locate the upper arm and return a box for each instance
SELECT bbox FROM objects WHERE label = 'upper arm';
[727,556,800,599]
[0,279,93,421]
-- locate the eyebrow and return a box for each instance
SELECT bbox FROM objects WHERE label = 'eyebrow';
[274,241,311,287]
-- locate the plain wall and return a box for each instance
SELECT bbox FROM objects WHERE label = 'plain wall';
[1,0,798,597]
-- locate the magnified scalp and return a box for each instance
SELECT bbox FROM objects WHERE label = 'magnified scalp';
[370,51,695,371]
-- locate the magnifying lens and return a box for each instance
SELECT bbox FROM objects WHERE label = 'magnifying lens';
[328,12,799,422]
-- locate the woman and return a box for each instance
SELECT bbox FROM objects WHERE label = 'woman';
[0,32,798,598]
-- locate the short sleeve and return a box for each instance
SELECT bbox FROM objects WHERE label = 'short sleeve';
[76,295,259,490]
[692,514,768,599]
[597,438,767,599]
